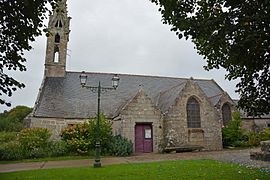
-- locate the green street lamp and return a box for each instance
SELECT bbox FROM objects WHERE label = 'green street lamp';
[79,71,120,168]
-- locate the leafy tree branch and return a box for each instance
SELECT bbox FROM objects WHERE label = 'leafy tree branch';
[0,0,58,106]
[150,0,270,115]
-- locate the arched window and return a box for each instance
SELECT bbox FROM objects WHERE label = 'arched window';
[187,97,201,128]
[55,20,63,28]
[54,46,60,63]
[222,103,232,126]
[55,33,60,43]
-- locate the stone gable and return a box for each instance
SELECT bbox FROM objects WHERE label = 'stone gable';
[163,79,222,150]
[114,89,163,152]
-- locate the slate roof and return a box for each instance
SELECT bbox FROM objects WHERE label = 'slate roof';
[33,71,226,119]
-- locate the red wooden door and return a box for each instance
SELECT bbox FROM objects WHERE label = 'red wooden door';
[135,124,153,153]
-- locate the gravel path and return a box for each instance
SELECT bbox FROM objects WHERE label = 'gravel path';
[199,148,270,170]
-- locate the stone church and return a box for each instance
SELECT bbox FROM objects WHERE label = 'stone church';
[27,0,235,153]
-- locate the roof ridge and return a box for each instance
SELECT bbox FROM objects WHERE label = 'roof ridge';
[66,71,214,81]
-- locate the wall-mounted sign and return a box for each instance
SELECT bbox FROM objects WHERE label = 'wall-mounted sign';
[145,129,152,139]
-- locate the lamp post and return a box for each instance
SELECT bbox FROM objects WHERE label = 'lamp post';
[79,71,120,168]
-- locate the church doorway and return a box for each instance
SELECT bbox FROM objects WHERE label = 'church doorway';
[135,123,153,153]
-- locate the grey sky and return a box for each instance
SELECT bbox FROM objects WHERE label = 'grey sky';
[0,0,239,112]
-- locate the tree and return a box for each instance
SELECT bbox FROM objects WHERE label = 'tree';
[0,106,32,131]
[0,0,58,107]
[150,0,270,115]
[222,111,244,147]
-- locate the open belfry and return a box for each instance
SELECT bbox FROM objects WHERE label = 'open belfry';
[26,0,235,153]
[44,0,70,77]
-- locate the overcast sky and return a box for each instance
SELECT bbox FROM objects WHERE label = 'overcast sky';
[0,0,239,112]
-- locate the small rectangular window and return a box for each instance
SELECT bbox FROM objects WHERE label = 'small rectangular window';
[68,124,75,128]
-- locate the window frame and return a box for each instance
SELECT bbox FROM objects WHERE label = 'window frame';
[186,96,201,128]
[222,103,232,126]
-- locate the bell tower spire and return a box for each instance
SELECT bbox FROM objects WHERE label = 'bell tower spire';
[44,0,71,77]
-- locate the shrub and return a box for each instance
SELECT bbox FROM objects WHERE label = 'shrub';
[259,128,270,141]
[223,112,270,148]
[47,140,69,157]
[0,131,17,143]
[18,128,51,149]
[67,138,91,155]
[0,128,51,160]
[61,113,112,155]
[18,128,51,158]
[86,114,113,153]
[0,119,23,132]
[61,123,92,154]
[0,128,72,160]
[109,135,133,157]
[222,111,245,147]
[0,141,23,160]
[246,131,261,147]
[25,147,48,159]
[242,128,270,147]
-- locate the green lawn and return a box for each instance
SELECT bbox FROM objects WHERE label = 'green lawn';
[0,155,91,165]
[0,160,269,180]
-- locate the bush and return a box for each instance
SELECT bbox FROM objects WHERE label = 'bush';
[222,111,245,147]
[87,114,113,153]
[47,140,69,157]
[259,128,270,141]
[67,138,91,155]
[109,135,133,157]
[0,141,24,160]
[242,128,270,147]
[25,147,48,159]
[18,128,51,149]
[61,113,112,155]
[245,131,260,147]
[0,131,17,143]
[0,128,72,160]
[0,140,69,160]
[61,123,92,154]
[223,112,270,148]
[18,128,51,158]
[0,119,23,132]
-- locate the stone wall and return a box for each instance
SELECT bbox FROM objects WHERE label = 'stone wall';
[163,80,223,151]
[250,140,270,162]
[44,64,66,77]
[117,90,163,152]
[241,120,256,132]
[242,119,270,132]
[28,117,85,139]
[254,119,270,131]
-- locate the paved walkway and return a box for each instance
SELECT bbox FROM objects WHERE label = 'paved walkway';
[0,148,269,173]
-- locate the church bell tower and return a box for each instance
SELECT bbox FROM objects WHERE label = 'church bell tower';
[44,0,71,77]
